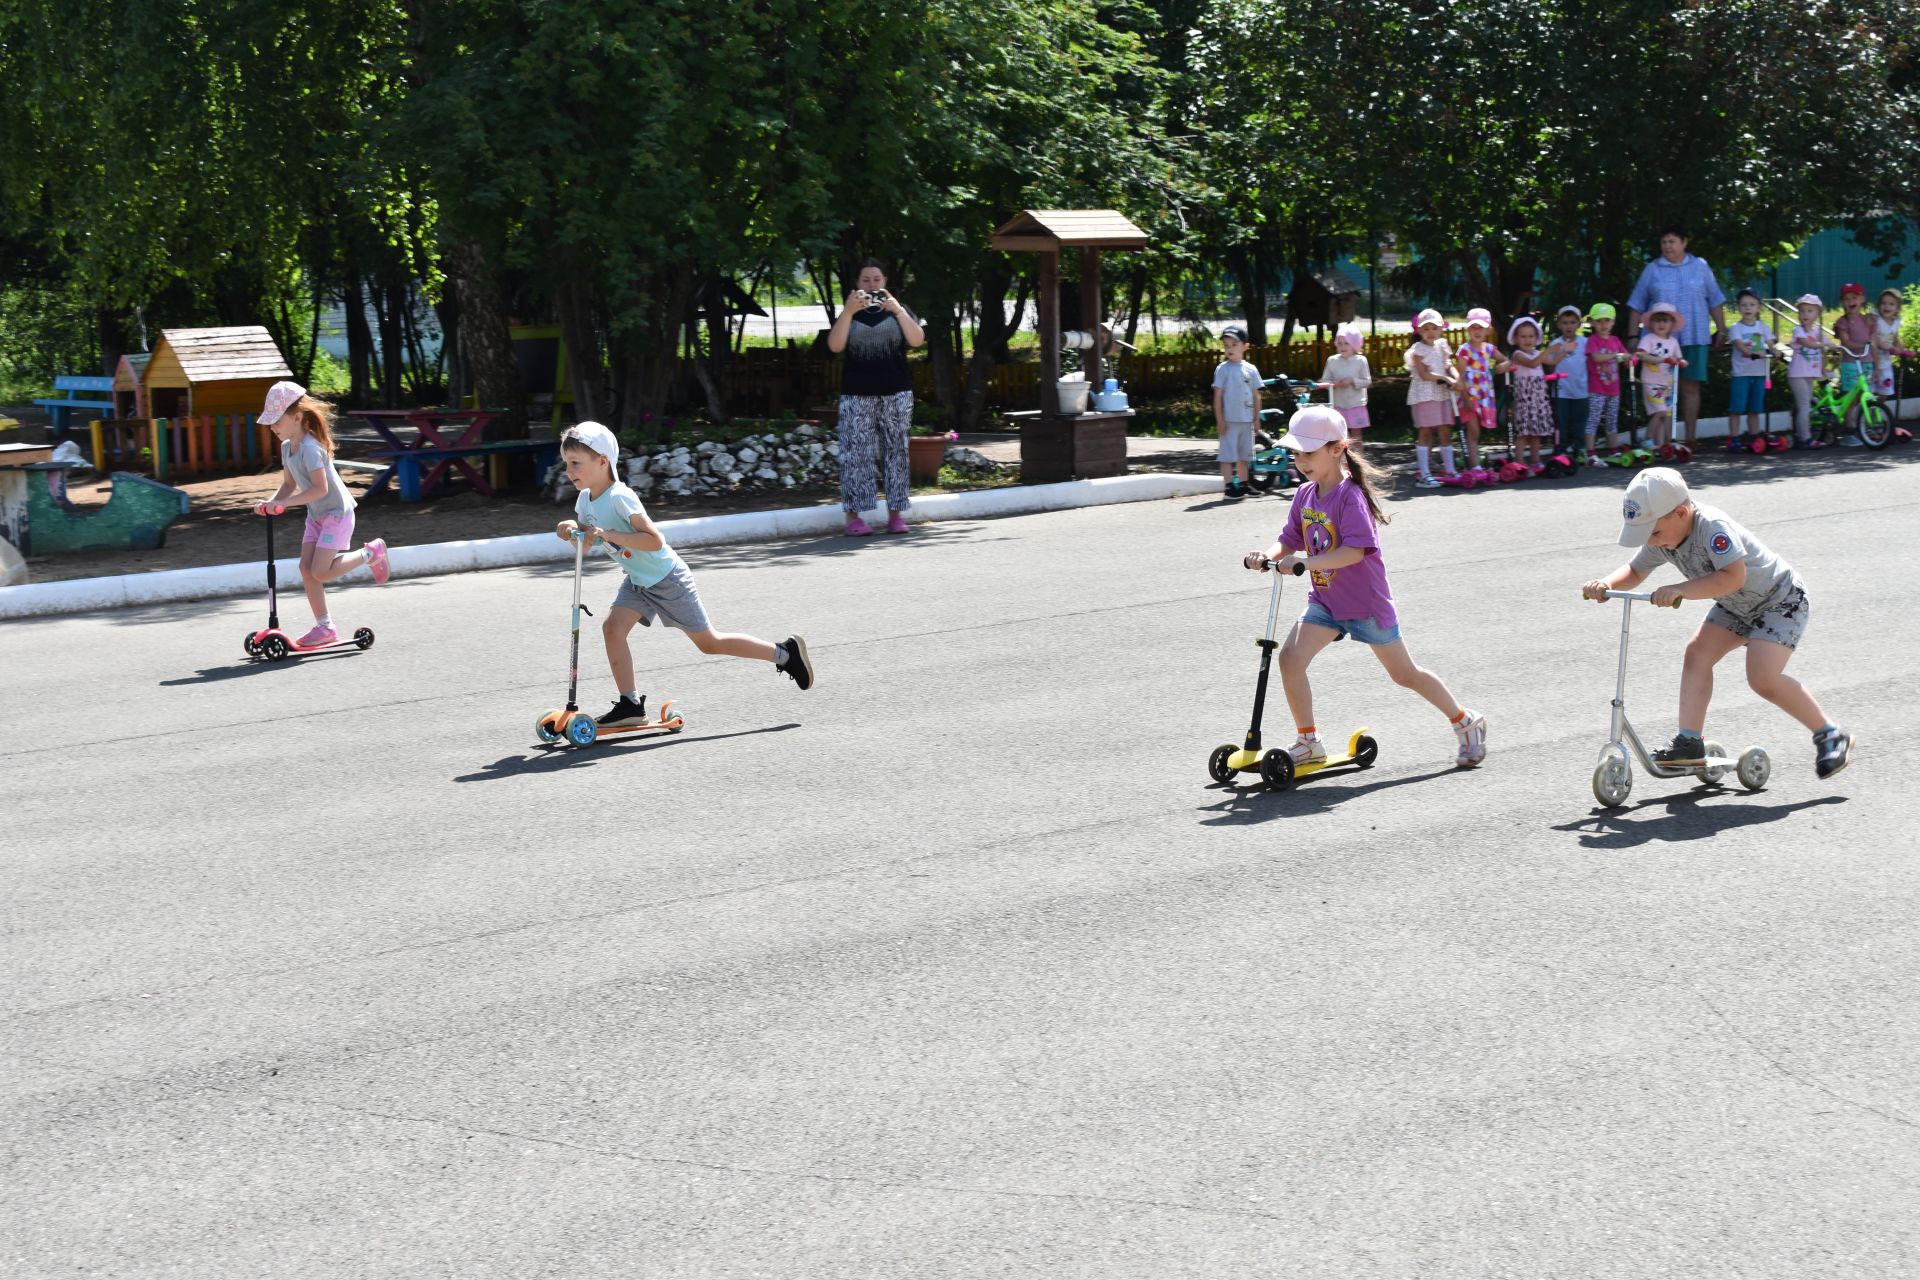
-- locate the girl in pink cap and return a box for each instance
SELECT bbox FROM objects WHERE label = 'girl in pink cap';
[1320,321,1372,457]
[1451,307,1500,475]
[253,381,390,647]
[1242,405,1487,768]
[1404,309,1458,488]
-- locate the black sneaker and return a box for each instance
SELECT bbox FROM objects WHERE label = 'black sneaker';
[597,695,647,726]
[1652,733,1706,767]
[777,635,814,690]
[1813,726,1853,779]
[1225,480,1246,500]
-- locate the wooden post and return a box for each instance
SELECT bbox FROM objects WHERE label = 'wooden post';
[1080,247,1102,392]
[90,420,106,471]
[1037,250,1061,415]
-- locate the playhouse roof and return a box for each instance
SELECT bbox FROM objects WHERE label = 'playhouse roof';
[990,210,1149,252]
[149,326,290,384]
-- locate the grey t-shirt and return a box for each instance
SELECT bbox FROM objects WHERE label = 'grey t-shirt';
[1213,360,1261,423]
[282,437,354,518]
[1630,502,1798,619]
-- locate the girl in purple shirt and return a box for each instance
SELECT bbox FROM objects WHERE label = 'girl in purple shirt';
[1243,406,1487,768]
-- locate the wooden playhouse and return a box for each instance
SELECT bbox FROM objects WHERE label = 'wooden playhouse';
[141,326,290,417]
[90,326,295,479]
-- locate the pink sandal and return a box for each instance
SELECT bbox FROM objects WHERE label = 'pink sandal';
[844,516,873,537]
[885,511,909,534]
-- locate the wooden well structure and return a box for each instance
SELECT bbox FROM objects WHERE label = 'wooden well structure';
[990,209,1148,482]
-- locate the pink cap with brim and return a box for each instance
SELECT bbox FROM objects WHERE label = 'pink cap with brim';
[561,421,621,466]
[1276,404,1349,454]
[1465,307,1493,329]
[1413,308,1444,331]
[1795,293,1823,309]
[1641,302,1685,333]
[258,381,306,426]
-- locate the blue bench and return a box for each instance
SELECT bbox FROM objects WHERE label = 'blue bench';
[33,376,115,434]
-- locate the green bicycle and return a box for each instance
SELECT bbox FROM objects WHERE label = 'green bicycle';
[1809,344,1893,449]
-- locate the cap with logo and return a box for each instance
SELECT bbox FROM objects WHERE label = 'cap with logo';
[1617,466,1690,547]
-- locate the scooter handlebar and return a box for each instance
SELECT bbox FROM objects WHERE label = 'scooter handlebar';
[1255,558,1308,575]
[1601,588,1681,607]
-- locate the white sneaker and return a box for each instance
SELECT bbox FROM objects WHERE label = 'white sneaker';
[1289,736,1328,765]
[1453,709,1487,767]
[1415,474,1443,489]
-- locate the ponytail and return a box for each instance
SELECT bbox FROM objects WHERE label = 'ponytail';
[1341,444,1392,525]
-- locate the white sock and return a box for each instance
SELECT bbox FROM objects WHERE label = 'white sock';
[774,644,790,664]
[1416,445,1430,477]
[315,615,331,628]
[621,690,640,704]
[1441,446,1456,473]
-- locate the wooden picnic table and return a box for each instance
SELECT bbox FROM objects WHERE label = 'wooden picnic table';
[347,408,504,500]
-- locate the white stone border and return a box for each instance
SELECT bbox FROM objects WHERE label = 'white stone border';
[0,473,1224,620]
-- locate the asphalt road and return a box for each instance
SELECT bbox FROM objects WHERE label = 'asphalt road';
[5,451,1917,1278]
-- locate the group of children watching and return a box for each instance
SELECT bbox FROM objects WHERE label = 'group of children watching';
[1211,286,1909,493]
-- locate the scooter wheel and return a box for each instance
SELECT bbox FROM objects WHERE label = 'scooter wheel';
[564,710,598,748]
[1736,747,1771,792]
[535,709,565,744]
[353,627,375,651]
[1259,748,1295,792]
[1352,735,1379,769]
[1701,739,1729,785]
[1208,744,1237,784]
[659,699,685,733]
[1246,471,1277,493]
[244,631,260,658]
[1592,758,1632,808]
[260,634,290,662]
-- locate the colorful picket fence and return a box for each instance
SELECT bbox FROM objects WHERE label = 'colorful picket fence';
[88,414,274,481]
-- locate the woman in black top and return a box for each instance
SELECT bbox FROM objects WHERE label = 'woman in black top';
[827,260,926,535]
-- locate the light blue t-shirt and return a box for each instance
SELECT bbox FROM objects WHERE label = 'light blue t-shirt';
[1626,254,1727,341]
[1549,333,1588,397]
[1213,360,1262,423]
[574,480,681,588]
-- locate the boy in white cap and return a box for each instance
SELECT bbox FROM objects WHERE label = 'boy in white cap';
[1581,468,1851,778]
[554,422,813,725]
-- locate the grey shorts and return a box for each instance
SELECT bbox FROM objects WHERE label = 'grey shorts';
[1706,584,1808,650]
[1219,421,1255,463]
[612,564,711,633]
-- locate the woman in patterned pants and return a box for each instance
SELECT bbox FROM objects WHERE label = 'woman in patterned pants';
[827,260,926,536]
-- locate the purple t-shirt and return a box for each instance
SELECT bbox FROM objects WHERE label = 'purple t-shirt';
[1282,477,1397,627]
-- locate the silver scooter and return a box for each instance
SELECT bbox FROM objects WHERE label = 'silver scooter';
[1591,589,1771,808]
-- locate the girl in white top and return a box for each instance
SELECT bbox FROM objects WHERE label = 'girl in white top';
[1320,322,1373,456]
[253,381,390,647]
[1404,308,1459,488]
[1873,288,1906,397]
[1785,294,1829,446]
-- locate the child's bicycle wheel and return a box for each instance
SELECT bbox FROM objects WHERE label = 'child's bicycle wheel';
[1853,397,1894,449]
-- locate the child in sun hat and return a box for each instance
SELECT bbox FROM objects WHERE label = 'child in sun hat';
[1451,307,1500,471]
[1635,302,1688,460]
[554,421,813,725]
[1583,304,1630,462]
[1581,466,1852,779]
[1786,293,1829,447]
[1503,315,1556,468]
[253,380,391,647]
[1320,321,1373,456]
[1404,308,1459,488]
[1543,305,1589,462]
[1243,404,1486,767]
[1872,287,1908,398]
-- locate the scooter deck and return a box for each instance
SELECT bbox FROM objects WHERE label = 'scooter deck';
[535,701,685,747]
[246,627,375,660]
[1225,746,1369,776]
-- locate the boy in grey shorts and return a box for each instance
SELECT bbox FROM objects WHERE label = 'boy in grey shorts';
[1212,325,1261,500]
[1581,467,1852,778]
[555,422,814,727]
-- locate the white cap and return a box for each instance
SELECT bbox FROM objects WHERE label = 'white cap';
[1276,404,1348,454]
[1617,466,1690,547]
[258,380,306,425]
[561,421,620,467]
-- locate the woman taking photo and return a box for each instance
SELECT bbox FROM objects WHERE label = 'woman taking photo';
[827,259,925,536]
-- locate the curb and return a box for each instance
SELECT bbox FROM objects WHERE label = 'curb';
[0,472,1224,620]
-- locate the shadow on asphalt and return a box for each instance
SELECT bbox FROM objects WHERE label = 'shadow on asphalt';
[1552,791,1847,849]
[1195,764,1461,824]
[160,651,367,684]
[453,721,802,781]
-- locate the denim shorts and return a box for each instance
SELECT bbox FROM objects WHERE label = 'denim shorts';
[1728,375,1766,416]
[1301,598,1402,646]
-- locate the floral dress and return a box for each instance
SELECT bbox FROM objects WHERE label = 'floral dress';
[1510,357,1554,437]
[1455,342,1499,421]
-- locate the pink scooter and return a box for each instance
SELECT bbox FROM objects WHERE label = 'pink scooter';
[243,507,375,661]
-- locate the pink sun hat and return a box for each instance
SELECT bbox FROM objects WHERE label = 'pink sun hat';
[1412,307,1445,332]
[258,380,307,426]
[1641,302,1685,332]
[1506,315,1543,345]
[1465,307,1494,330]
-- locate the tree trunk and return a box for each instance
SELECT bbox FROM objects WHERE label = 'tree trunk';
[926,306,962,425]
[445,239,524,438]
[555,277,608,424]
[1122,263,1147,348]
[95,308,128,378]
[615,261,696,438]
[343,271,375,407]
[378,267,405,405]
[1235,249,1268,345]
